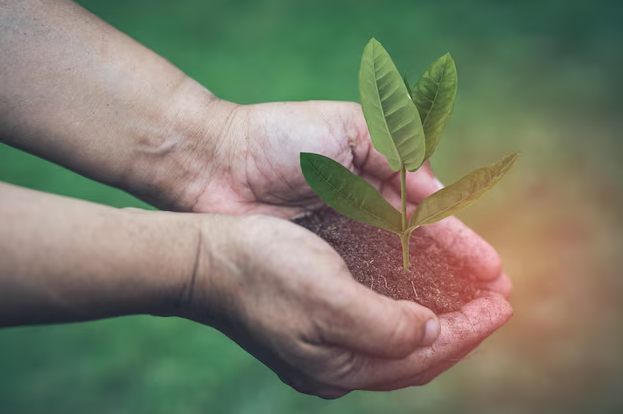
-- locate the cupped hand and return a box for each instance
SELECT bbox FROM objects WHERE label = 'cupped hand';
[183,214,512,399]
[181,100,511,293]
[185,100,440,219]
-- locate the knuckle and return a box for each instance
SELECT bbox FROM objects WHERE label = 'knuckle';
[279,374,349,400]
[316,389,350,400]
[413,372,436,386]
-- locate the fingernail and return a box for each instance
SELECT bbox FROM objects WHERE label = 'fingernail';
[421,319,440,347]
[434,177,445,190]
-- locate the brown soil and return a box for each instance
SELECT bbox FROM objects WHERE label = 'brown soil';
[293,207,480,314]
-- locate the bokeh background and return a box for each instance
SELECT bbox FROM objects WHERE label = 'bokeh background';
[2,0,623,412]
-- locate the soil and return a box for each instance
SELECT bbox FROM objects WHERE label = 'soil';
[293,207,480,314]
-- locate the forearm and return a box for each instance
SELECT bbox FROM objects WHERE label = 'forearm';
[0,182,201,326]
[0,0,235,209]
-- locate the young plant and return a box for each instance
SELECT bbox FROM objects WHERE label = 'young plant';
[300,38,517,271]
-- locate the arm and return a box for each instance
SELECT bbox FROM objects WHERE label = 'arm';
[0,182,511,398]
[0,182,200,325]
[0,0,231,210]
[0,1,466,221]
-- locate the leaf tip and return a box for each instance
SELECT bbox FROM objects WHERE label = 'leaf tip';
[300,152,322,171]
[365,37,378,49]
[505,151,521,164]
[435,53,457,80]
[505,152,521,168]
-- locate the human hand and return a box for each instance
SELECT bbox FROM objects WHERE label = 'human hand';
[165,99,511,296]
[178,214,512,399]
[175,100,442,218]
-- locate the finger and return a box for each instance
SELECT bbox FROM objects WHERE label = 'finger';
[368,344,474,391]
[351,112,503,281]
[404,160,439,204]
[347,294,512,391]
[379,173,504,283]
[358,170,402,210]
[279,374,351,400]
[321,283,440,360]
[359,161,439,214]
[417,216,502,282]
[404,173,503,283]
[375,160,438,206]
[478,272,512,300]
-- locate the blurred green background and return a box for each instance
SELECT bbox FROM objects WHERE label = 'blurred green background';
[2,0,623,412]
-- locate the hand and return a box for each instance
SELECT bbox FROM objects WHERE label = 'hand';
[172,99,511,294]
[180,100,441,218]
[181,214,512,399]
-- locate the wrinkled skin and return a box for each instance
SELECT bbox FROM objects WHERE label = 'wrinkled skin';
[185,214,512,399]
[184,101,440,218]
[178,100,511,291]
[169,100,512,397]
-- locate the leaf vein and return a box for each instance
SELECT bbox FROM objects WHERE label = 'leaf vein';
[308,160,399,232]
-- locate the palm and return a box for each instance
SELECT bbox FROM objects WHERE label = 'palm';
[191,100,438,218]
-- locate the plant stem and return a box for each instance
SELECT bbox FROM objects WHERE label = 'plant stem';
[400,233,409,271]
[400,166,409,270]
[400,167,407,231]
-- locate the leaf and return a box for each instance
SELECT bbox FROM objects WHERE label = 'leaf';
[403,72,412,99]
[301,152,402,234]
[408,153,518,229]
[411,53,458,161]
[359,38,426,172]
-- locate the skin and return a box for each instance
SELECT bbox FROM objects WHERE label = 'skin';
[0,0,512,399]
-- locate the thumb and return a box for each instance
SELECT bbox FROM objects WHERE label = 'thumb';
[324,283,440,359]
[404,160,440,204]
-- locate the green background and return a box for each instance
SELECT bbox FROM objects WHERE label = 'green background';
[2,0,623,412]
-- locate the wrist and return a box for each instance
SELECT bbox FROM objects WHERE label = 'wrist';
[148,210,244,326]
[118,209,206,318]
[121,78,241,212]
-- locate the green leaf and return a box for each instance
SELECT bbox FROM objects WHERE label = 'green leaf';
[359,38,426,172]
[408,153,518,229]
[411,53,458,161]
[300,152,402,233]
[403,72,412,99]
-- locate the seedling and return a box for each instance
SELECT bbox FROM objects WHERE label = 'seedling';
[300,38,517,271]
